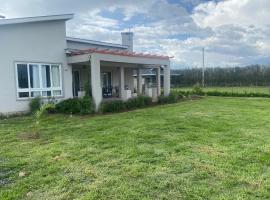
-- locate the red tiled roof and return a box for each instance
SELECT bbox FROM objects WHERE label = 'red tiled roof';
[67,48,172,60]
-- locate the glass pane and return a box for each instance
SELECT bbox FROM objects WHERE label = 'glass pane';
[102,72,112,88]
[17,64,28,89]
[41,65,51,88]
[42,91,52,97]
[53,90,61,96]
[19,92,29,98]
[51,65,60,87]
[108,72,112,87]
[31,91,41,97]
[29,64,40,88]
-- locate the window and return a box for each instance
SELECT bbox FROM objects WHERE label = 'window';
[16,63,62,99]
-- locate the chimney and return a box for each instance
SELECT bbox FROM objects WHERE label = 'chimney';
[121,32,134,51]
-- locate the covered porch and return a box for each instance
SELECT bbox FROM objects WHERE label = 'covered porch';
[67,49,171,111]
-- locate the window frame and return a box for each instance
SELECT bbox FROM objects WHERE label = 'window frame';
[15,62,63,100]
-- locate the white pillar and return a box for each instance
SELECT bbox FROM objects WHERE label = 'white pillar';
[164,64,170,96]
[91,55,102,111]
[157,67,161,96]
[137,68,143,94]
[120,67,125,99]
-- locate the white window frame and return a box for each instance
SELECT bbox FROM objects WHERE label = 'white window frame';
[15,62,63,99]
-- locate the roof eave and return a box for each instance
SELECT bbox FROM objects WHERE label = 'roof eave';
[0,14,74,26]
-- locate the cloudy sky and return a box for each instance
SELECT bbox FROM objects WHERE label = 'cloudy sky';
[1,0,270,69]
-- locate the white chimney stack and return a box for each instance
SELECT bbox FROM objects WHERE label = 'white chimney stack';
[121,32,134,51]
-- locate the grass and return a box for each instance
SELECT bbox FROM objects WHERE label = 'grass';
[1,97,270,199]
[173,86,270,94]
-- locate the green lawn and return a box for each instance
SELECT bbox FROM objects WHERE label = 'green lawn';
[1,97,270,199]
[173,86,270,94]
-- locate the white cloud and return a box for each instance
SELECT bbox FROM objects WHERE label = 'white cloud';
[192,0,270,28]
[0,0,270,68]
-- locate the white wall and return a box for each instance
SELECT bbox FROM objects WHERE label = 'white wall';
[0,20,72,114]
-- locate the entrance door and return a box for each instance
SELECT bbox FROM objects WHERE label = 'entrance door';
[73,71,80,97]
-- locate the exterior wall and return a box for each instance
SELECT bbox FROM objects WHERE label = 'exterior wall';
[0,20,72,114]
[67,41,127,51]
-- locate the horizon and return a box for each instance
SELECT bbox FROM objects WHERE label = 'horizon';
[1,0,270,69]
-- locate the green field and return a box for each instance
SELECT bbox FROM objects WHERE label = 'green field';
[1,97,270,199]
[173,86,270,94]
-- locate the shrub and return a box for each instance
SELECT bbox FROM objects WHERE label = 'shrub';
[79,96,93,114]
[125,98,139,109]
[125,96,152,109]
[44,103,56,114]
[29,97,41,113]
[205,90,270,98]
[192,84,204,95]
[55,99,81,114]
[168,92,179,103]
[158,92,179,104]
[100,100,125,113]
[136,96,152,107]
[55,96,93,115]
[178,90,189,97]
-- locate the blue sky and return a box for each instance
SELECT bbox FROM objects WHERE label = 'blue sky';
[1,0,270,69]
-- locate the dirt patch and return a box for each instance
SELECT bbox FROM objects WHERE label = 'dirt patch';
[18,132,40,140]
[190,95,204,100]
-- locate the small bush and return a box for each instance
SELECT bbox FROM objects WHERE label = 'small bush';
[55,96,93,114]
[29,97,41,113]
[79,96,93,114]
[137,96,152,107]
[100,100,125,113]
[125,96,152,109]
[125,98,139,109]
[178,90,189,96]
[55,99,81,114]
[158,92,179,104]
[168,92,179,103]
[192,84,204,95]
[44,103,56,114]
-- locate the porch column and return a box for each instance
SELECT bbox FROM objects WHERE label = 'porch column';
[157,67,161,96]
[120,66,125,99]
[90,55,102,111]
[137,68,143,94]
[164,64,171,96]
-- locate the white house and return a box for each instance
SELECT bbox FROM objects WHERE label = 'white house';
[0,14,171,114]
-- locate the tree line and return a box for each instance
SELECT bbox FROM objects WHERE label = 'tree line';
[171,64,270,87]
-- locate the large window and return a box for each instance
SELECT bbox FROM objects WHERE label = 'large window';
[16,63,62,99]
